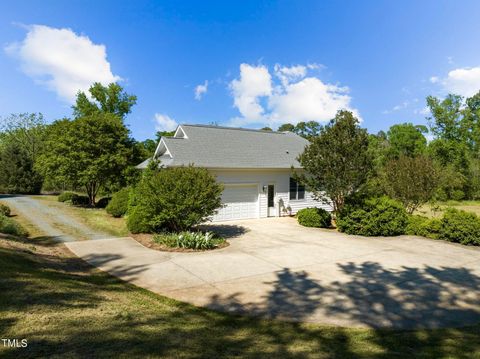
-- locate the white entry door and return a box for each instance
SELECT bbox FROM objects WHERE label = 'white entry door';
[212,184,259,221]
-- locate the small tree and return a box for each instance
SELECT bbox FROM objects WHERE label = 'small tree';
[382,155,439,213]
[127,166,223,233]
[297,110,372,214]
[0,141,43,194]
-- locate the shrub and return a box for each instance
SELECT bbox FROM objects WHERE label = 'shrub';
[0,204,11,217]
[153,231,224,250]
[95,197,111,209]
[297,207,332,228]
[337,196,408,236]
[106,188,130,217]
[438,208,480,245]
[405,215,441,239]
[127,166,223,233]
[58,192,77,202]
[0,214,28,237]
[71,195,90,206]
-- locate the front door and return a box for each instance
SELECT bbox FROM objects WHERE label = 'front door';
[267,184,275,217]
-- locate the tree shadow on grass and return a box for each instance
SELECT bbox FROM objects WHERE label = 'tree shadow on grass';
[1,238,480,358]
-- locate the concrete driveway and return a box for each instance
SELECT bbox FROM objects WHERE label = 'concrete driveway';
[66,217,480,329]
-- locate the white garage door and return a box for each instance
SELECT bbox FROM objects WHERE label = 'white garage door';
[213,184,259,221]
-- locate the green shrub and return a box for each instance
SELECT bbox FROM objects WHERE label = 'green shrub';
[126,206,152,233]
[58,192,76,202]
[95,197,111,209]
[337,196,408,236]
[71,195,90,206]
[438,208,480,245]
[405,215,441,239]
[0,214,28,237]
[297,207,332,228]
[106,188,130,217]
[127,166,223,233]
[153,231,224,250]
[0,204,11,217]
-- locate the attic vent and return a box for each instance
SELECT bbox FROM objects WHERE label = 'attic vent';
[286,150,289,154]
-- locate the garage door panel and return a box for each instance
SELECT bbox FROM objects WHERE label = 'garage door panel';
[213,184,258,221]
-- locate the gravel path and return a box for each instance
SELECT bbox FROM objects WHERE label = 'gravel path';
[1,195,113,242]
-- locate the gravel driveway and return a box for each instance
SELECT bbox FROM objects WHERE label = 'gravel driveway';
[0,195,112,241]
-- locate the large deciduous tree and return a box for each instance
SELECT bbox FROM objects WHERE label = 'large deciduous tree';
[73,82,137,120]
[38,113,133,206]
[297,110,372,214]
[386,123,427,159]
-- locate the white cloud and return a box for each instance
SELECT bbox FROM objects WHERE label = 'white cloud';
[229,64,272,121]
[274,64,307,86]
[154,113,178,132]
[194,80,208,100]
[430,66,480,97]
[414,106,430,116]
[229,63,358,126]
[5,24,120,103]
[443,67,480,97]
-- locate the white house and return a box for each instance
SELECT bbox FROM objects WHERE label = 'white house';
[138,124,331,222]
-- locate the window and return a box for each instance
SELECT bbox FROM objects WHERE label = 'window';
[289,177,305,200]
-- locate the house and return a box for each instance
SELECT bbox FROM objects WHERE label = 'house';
[138,124,331,221]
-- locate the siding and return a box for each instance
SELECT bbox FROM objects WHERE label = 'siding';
[209,169,332,219]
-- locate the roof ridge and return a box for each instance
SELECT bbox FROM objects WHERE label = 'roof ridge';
[180,124,286,134]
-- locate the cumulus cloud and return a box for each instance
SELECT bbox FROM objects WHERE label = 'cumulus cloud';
[229,64,272,121]
[154,113,178,132]
[274,64,308,86]
[5,24,120,103]
[229,63,358,126]
[443,67,480,97]
[194,80,208,100]
[430,66,480,97]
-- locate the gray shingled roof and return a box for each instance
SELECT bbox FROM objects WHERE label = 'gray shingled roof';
[139,124,309,169]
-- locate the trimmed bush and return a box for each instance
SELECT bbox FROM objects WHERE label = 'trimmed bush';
[405,215,441,239]
[106,188,130,217]
[58,192,77,202]
[297,207,332,228]
[0,204,11,217]
[127,166,223,233]
[337,196,408,236]
[71,195,90,206]
[95,197,111,209]
[153,231,224,250]
[0,214,28,237]
[438,208,480,245]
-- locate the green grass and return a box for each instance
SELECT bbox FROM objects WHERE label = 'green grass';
[0,235,479,358]
[417,200,480,218]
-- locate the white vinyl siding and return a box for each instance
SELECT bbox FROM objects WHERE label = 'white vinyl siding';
[209,169,332,221]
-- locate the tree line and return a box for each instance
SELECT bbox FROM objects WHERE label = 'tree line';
[1,82,480,211]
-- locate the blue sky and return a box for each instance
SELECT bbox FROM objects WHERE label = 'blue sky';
[1,1,480,141]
